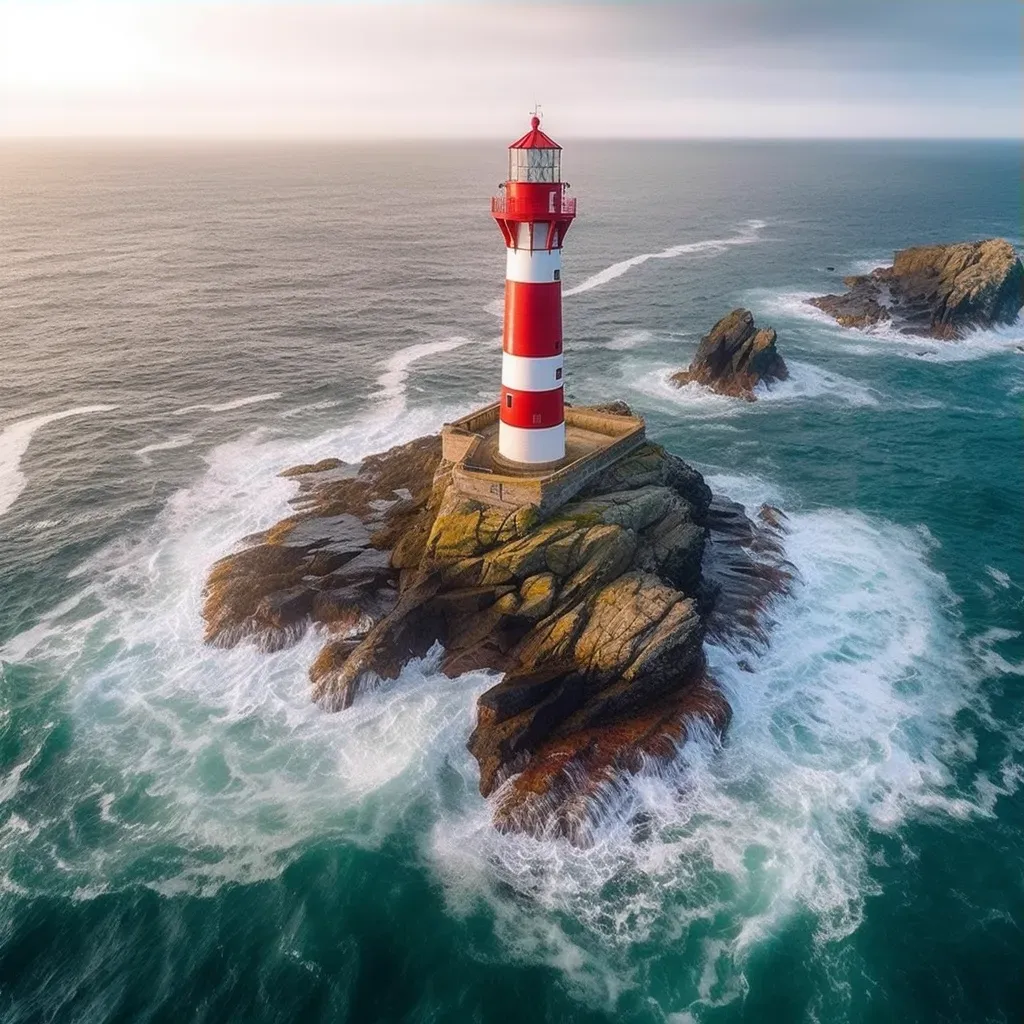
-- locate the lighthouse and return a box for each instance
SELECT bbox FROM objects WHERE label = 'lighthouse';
[491,114,577,464]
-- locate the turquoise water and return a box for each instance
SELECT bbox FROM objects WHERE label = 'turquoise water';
[0,140,1021,1022]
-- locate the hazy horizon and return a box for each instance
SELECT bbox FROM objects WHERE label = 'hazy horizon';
[2,135,1021,144]
[1,1,1020,141]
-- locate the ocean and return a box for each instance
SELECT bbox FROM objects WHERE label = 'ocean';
[0,139,1021,1023]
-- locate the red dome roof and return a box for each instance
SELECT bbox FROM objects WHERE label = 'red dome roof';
[509,116,561,150]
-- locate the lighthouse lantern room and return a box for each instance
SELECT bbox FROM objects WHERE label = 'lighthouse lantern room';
[491,114,577,464]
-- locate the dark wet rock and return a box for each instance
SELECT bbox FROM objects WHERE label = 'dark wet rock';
[670,309,788,401]
[202,419,793,843]
[700,500,793,650]
[489,677,732,843]
[203,436,442,651]
[280,457,345,477]
[808,239,1024,339]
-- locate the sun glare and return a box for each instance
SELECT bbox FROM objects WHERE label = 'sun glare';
[0,3,160,91]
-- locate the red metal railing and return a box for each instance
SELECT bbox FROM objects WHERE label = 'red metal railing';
[491,196,577,218]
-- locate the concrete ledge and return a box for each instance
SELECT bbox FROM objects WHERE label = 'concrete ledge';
[441,403,646,514]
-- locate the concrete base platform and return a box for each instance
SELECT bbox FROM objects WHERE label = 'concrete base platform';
[441,403,646,513]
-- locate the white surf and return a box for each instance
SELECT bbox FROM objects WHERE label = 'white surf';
[0,405,118,520]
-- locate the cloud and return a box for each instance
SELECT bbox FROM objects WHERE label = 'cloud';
[0,1,1018,138]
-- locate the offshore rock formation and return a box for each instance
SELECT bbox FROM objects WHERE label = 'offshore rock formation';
[203,408,792,842]
[808,239,1024,339]
[671,309,788,400]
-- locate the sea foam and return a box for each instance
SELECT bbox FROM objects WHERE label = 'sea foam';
[0,349,1015,1019]
[0,340,484,899]
[625,361,878,415]
[847,256,890,275]
[752,289,1024,364]
[601,328,658,351]
[0,405,118,520]
[861,314,1024,364]
[373,337,471,408]
[0,415,480,905]
[563,220,766,297]
[172,393,282,415]
[135,434,195,463]
[483,222,767,316]
[428,477,1014,1014]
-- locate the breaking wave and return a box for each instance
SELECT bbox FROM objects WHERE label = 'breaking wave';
[859,315,1024,364]
[135,434,195,463]
[480,221,768,316]
[624,361,879,415]
[751,290,1024,363]
[563,221,766,297]
[429,476,1014,1015]
[0,379,1015,1019]
[373,337,471,408]
[0,339,480,897]
[172,393,283,416]
[0,405,118,520]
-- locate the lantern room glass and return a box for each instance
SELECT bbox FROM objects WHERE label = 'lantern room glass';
[509,147,561,183]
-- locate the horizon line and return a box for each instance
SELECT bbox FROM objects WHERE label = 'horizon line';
[1,134,1020,144]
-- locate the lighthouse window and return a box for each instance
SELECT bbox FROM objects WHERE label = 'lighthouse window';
[553,269,560,281]
[509,147,560,184]
[505,394,513,408]
[555,367,563,380]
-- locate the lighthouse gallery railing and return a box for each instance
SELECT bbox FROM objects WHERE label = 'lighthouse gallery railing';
[491,196,577,218]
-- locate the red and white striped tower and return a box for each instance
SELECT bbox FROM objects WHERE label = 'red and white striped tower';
[491,114,577,464]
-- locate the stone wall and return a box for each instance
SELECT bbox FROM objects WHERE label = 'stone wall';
[533,425,646,512]
[441,403,647,514]
[440,430,482,466]
[441,404,500,464]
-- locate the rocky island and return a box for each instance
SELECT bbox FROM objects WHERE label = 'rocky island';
[203,403,792,842]
[808,238,1023,339]
[671,308,788,400]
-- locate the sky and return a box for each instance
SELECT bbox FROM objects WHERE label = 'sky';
[0,1,1020,139]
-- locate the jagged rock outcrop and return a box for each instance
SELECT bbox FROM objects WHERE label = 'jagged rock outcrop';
[671,309,788,400]
[203,409,793,842]
[203,436,441,652]
[808,239,1024,339]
